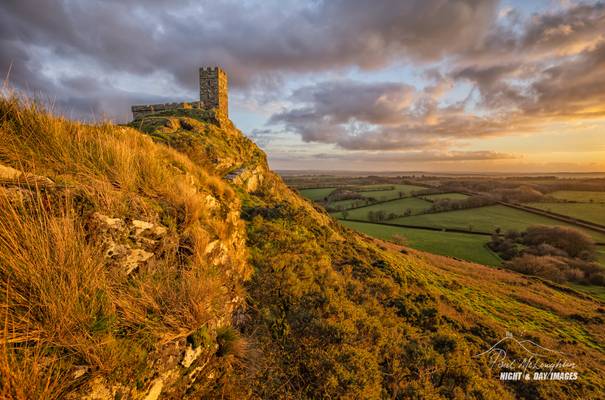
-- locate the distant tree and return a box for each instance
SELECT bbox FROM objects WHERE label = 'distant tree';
[506,255,566,283]
[522,226,596,259]
[342,210,349,220]
[505,229,520,240]
[367,211,376,221]
[404,208,412,217]
[375,210,387,221]
[590,272,605,285]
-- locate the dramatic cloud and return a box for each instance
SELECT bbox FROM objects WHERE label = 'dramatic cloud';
[268,2,605,152]
[0,0,499,119]
[268,78,518,150]
[1,0,604,169]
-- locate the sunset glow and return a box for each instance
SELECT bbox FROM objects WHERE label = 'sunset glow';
[2,0,604,172]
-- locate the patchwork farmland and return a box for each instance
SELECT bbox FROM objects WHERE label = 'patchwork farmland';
[288,174,605,300]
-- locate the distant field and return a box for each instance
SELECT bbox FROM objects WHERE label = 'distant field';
[299,187,335,201]
[568,284,605,302]
[356,184,396,191]
[597,247,605,264]
[340,220,501,266]
[299,184,427,203]
[549,191,605,203]
[391,205,605,242]
[355,184,427,201]
[422,192,469,201]
[525,202,605,226]
[332,197,432,219]
[329,198,370,210]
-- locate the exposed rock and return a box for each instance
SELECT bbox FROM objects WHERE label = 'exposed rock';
[92,213,125,231]
[225,165,265,193]
[89,212,168,275]
[181,345,204,368]
[143,375,165,400]
[123,248,154,275]
[132,219,167,237]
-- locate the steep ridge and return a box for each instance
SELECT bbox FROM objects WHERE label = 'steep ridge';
[0,99,603,399]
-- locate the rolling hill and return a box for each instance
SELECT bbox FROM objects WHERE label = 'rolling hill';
[0,96,603,399]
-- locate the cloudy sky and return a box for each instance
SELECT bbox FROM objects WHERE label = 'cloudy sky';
[2,0,604,172]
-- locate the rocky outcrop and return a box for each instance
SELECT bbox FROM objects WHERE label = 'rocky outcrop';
[88,213,169,275]
[224,165,265,193]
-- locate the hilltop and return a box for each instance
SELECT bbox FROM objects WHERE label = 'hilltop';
[0,98,603,399]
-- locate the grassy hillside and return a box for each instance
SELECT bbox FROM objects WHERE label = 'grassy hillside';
[1,96,604,399]
[0,97,252,399]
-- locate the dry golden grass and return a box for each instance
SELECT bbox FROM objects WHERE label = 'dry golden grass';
[0,95,249,397]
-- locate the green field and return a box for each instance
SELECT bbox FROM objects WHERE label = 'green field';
[340,220,501,266]
[567,283,605,302]
[390,205,605,242]
[299,187,336,201]
[299,184,427,203]
[332,197,432,219]
[356,184,397,191]
[422,192,469,201]
[329,198,371,210]
[598,247,605,264]
[550,191,605,203]
[354,184,428,201]
[525,202,605,226]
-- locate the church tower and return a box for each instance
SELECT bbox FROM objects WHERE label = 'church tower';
[199,66,228,117]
